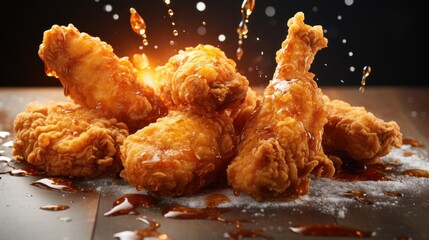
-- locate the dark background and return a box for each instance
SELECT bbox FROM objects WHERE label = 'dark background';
[1,0,427,87]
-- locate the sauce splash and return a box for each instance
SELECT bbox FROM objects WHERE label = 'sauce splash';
[113,217,171,240]
[162,0,179,36]
[130,8,149,46]
[236,0,256,60]
[31,177,89,193]
[359,65,371,93]
[104,193,157,217]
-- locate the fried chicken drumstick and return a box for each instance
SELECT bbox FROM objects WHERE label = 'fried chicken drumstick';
[13,102,129,178]
[227,12,335,201]
[120,44,248,197]
[38,24,167,132]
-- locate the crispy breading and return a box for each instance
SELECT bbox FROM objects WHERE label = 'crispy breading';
[38,24,167,132]
[227,12,335,201]
[13,101,129,178]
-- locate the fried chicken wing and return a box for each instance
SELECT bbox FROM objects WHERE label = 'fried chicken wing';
[120,110,236,197]
[13,101,129,178]
[322,95,402,163]
[227,12,335,201]
[38,24,167,132]
[155,44,249,113]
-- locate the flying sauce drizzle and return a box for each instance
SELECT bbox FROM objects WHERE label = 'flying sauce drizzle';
[162,0,179,36]
[130,7,149,46]
[236,0,256,60]
[359,65,371,93]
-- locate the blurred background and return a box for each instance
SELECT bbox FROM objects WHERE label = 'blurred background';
[1,0,426,87]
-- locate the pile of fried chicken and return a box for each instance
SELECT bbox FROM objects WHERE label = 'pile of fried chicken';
[13,12,402,201]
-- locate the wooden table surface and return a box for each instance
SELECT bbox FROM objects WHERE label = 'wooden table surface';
[1,86,428,240]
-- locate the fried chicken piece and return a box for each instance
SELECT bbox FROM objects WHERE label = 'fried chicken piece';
[229,87,261,135]
[322,95,402,163]
[38,24,167,132]
[120,110,236,197]
[13,101,129,178]
[155,44,249,113]
[227,12,335,201]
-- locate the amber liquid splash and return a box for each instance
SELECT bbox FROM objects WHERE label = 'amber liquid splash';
[162,0,178,36]
[236,0,256,60]
[359,65,371,93]
[104,193,157,217]
[130,7,149,46]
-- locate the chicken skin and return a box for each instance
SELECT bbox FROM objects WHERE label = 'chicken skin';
[38,24,167,132]
[120,111,236,197]
[119,44,248,197]
[13,101,129,178]
[322,95,402,163]
[227,12,335,201]
[155,44,249,113]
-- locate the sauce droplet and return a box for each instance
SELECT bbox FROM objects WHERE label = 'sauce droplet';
[402,137,424,147]
[113,217,171,240]
[236,0,256,60]
[384,191,404,198]
[342,189,374,205]
[225,220,273,240]
[402,169,429,178]
[162,205,228,222]
[163,0,179,37]
[104,193,157,217]
[359,65,371,93]
[204,193,230,208]
[289,224,374,238]
[130,7,149,46]
[31,177,87,193]
[40,205,70,211]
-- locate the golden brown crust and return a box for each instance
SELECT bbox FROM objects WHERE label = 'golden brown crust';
[155,44,249,113]
[38,24,167,132]
[120,111,236,197]
[323,95,402,163]
[13,101,129,178]
[227,12,334,201]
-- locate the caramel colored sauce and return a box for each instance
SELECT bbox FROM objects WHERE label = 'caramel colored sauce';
[31,177,88,193]
[205,193,230,208]
[129,8,148,46]
[384,191,404,198]
[334,157,393,181]
[162,205,228,222]
[402,169,429,178]
[40,205,70,211]
[0,163,45,177]
[359,65,371,93]
[162,0,178,36]
[113,217,171,240]
[236,0,256,60]
[289,224,374,237]
[402,137,424,147]
[104,194,157,217]
[225,220,272,240]
[342,189,374,205]
[403,151,414,157]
